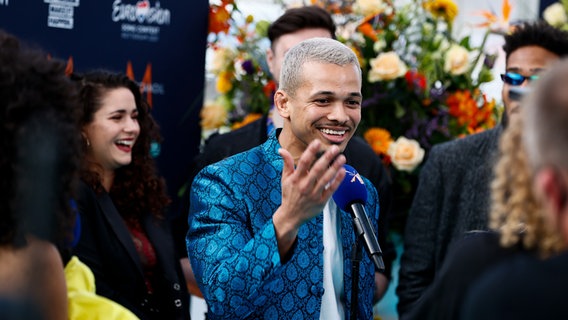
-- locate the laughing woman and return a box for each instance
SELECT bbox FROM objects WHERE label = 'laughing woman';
[72,71,189,320]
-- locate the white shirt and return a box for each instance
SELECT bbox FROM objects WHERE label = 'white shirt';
[320,200,345,319]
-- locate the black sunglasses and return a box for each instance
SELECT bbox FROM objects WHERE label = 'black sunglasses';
[500,72,539,86]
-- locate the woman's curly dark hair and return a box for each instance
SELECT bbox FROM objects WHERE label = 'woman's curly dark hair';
[74,71,170,221]
[0,30,82,248]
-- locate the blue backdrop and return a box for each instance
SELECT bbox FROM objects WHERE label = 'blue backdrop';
[0,0,208,215]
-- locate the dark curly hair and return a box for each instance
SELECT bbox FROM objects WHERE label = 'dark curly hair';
[503,21,568,60]
[74,71,170,221]
[268,5,336,48]
[0,30,82,248]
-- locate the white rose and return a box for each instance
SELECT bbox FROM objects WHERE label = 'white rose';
[368,51,408,82]
[354,0,386,16]
[444,45,470,75]
[387,137,425,172]
[544,3,568,27]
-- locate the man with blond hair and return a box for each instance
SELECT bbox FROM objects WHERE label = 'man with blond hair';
[187,38,380,318]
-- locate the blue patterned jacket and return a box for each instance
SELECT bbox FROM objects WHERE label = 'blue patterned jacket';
[187,132,380,319]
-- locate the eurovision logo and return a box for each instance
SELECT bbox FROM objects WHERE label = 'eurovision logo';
[112,0,171,42]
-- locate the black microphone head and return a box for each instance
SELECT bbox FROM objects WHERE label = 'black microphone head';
[332,164,368,211]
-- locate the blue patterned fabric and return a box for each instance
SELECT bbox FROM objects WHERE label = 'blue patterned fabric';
[187,132,380,319]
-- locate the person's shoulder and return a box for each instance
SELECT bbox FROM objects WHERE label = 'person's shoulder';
[346,135,375,155]
[448,231,500,251]
[427,127,502,167]
[432,127,500,154]
[442,231,523,270]
[205,117,265,147]
[464,251,568,319]
[25,236,66,279]
[197,118,266,168]
[202,135,268,171]
[496,251,568,282]
[471,252,538,293]
[344,135,386,179]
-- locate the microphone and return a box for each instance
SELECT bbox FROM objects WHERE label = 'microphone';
[333,164,385,271]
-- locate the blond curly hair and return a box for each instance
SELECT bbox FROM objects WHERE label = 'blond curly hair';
[489,104,564,257]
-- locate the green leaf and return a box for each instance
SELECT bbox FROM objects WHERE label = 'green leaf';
[477,67,494,84]
[459,36,470,48]
[562,0,568,12]
[395,101,406,118]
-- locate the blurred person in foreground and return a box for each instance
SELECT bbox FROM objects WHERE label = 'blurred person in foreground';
[402,82,563,319]
[461,57,568,319]
[397,21,568,318]
[0,29,81,320]
[180,5,394,302]
[72,71,190,319]
[187,37,380,318]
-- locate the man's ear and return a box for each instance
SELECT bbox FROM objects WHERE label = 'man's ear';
[534,168,568,223]
[274,90,290,119]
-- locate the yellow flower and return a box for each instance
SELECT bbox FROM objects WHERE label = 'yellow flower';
[368,51,408,82]
[200,101,228,130]
[423,0,458,23]
[216,71,233,94]
[387,137,425,172]
[364,128,393,156]
[444,44,470,75]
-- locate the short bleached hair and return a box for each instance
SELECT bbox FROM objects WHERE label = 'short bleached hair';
[279,37,361,96]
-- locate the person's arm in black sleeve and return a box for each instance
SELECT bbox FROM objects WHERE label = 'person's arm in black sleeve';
[396,145,444,316]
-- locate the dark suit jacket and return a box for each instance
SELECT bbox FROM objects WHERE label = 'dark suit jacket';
[176,115,396,278]
[397,125,504,317]
[462,250,568,319]
[403,231,525,320]
[74,181,189,320]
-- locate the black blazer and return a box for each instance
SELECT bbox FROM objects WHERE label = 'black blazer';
[397,125,504,317]
[74,181,190,320]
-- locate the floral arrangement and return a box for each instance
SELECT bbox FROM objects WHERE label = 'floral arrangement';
[203,0,275,137]
[203,0,505,221]
[543,0,568,31]
[318,0,503,219]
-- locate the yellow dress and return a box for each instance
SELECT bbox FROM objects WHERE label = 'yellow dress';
[65,256,139,320]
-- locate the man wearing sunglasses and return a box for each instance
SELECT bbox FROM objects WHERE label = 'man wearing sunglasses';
[397,21,568,319]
